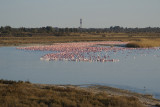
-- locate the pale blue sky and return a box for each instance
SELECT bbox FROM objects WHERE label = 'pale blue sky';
[0,0,160,28]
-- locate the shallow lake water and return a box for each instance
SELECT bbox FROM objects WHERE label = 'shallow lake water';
[0,46,160,99]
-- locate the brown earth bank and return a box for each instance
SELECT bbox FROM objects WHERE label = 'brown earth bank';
[0,80,160,107]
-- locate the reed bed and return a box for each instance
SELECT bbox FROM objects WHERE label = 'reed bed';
[1,32,160,46]
[126,39,160,48]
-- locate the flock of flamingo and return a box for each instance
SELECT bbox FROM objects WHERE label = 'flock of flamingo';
[17,41,160,63]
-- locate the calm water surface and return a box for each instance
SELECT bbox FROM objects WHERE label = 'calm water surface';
[0,46,160,99]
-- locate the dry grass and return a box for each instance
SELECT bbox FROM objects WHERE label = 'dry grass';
[126,38,160,48]
[1,32,160,46]
[0,36,111,46]
[0,80,145,107]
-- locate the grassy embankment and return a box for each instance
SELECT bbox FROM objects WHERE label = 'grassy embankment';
[0,32,160,47]
[0,80,145,107]
[126,38,160,48]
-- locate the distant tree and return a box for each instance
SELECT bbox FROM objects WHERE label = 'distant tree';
[4,26,12,31]
[31,28,38,33]
[46,26,53,33]
[19,27,27,32]
[64,28,69,33]
[0,26,4,32]
[73,28,78,32]
[0,26,12,34]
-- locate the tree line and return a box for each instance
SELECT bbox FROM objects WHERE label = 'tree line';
[0,26,160,37]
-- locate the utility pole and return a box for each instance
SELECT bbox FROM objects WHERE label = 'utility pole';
[79,18,82,32]
[80,18,82,28]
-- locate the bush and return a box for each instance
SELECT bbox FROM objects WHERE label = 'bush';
[0,80,145,107]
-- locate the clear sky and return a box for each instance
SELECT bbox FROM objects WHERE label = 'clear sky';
[0,0,160,28]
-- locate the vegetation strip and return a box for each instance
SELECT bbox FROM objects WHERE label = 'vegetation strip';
[1,79,160,107]
[126,39,160,48]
